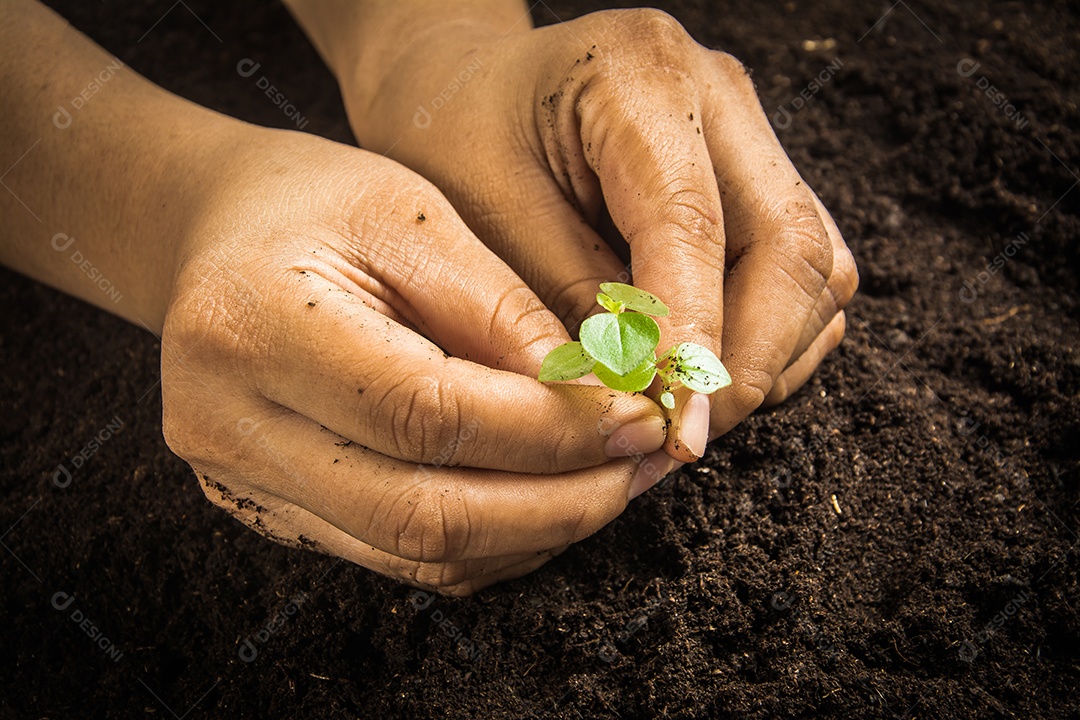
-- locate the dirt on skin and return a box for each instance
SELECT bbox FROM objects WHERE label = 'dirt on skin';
[2,0,1077,717]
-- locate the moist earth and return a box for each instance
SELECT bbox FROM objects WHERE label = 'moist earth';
[2,0,1077,717]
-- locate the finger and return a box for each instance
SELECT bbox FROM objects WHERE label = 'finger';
[786,192,859,363]
[763,311,846,407]
[248,269,666,473]
[335,182,574,376]
[698,50,835,436]
[197,474,560,595]
[439,165,630,334]
[661,387,710,463]
[575,61,726,458]
[577,68,725,355]
[810,189,858,311]
[184,404,641,564]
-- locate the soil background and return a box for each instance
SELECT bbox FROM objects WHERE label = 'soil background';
[2,1,1078,718]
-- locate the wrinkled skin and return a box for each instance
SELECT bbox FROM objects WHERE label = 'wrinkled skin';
[161,130,669,595]
[5,1,856,597]
[337,8,859,462]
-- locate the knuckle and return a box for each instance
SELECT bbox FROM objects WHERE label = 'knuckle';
[160,382,225,469]
[566,502,594,544]
[811,295,836,336]
[663,186,724,247]
[375,374,464,464]
[831,246,860,308]
[413,560,472,592]
[160,400,195,461]
[542,428,585,475]
[728,369,772,417]
[489,285,566,360]
[623,8,691,46]
[161,414,205,469]
[160,335,251,472]
[393,488,472,563]
[763,377,790,408]
[392,493,443,561]
[833,312,849,347]
[165,261,274,375]
[441,582,479,598]
[162,409,253,495]
[710,50,752,84]
[355,167,449,243]
[599,8,695,70]
[550,277,609,331]
[772,199,834,296]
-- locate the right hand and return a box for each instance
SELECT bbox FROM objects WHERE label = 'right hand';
[340,8,858,463]
[160,128,670,595]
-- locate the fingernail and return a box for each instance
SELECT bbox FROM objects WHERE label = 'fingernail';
[628,450,680,501]
[604,415,666,458]
[681,393,711,460]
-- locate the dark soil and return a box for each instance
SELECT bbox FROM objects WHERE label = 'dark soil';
[3,1,1078,717]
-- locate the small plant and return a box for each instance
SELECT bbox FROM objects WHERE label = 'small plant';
[539,283,731,409]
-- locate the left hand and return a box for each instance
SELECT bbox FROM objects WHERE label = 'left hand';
[334,7,858,462]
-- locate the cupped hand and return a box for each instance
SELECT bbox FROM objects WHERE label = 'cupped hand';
[161,128,670,594]
[342,7,858,462]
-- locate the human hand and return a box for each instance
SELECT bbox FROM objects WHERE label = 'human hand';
[322,6,858,462]
[0,0,672,595]
[161,128,670,594]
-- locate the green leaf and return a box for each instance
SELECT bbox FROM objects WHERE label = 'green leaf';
[595,292,625,315]
[538,341,595,382]
[599,282,670,317]
[660,391,675,409]
[580,312,660,376]
[594,357,657,393]
[667,342,731,394]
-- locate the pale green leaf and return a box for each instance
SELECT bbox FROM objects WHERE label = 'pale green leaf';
[538,341,595,382]
[668,342,731,394]
[599,282,669,317]
[595,292,625,315]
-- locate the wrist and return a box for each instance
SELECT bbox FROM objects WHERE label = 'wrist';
[286,1,531,148]
[351,22,519,150]
[145,114,271,327]
[0,0,260,332]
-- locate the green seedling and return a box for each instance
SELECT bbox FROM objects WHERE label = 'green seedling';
[538,283,732,409]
